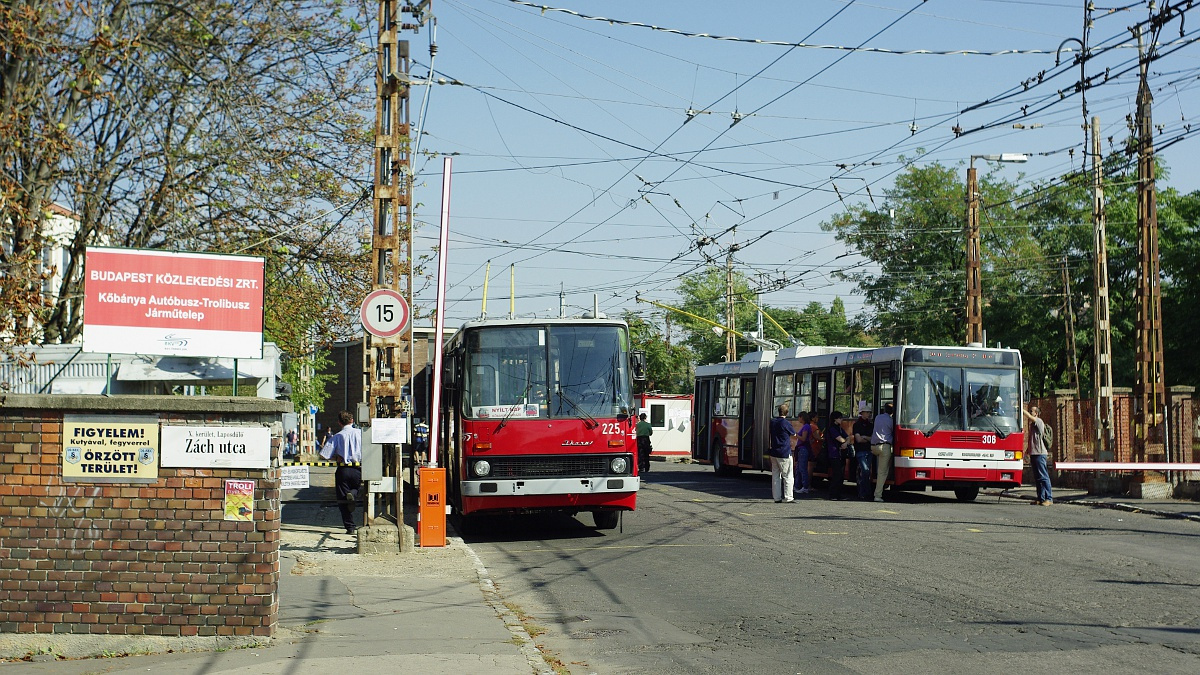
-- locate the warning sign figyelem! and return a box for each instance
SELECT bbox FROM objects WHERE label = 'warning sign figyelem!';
[62,415,160,483]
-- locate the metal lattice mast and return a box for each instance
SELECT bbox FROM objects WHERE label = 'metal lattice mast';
[1132,29,1165,460]
[364,1,425,525]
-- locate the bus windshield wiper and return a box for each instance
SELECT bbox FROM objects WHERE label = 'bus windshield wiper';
[974,415,1009,439]
[924,404,961,438]
[556,387,598,429]
[496,380,534,433]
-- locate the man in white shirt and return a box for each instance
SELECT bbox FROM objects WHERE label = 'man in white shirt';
[870,403,894,503]
[320,410,363,534]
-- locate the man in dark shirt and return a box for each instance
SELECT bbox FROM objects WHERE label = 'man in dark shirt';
[853,407,875,501]
[825,412,849,500]
[768,403,797,503]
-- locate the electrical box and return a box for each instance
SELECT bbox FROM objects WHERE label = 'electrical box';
[361,426,384,481]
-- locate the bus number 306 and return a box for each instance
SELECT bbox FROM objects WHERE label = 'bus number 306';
[982,435,997,444]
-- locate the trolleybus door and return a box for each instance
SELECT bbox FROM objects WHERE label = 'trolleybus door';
[694,379,715,462]
[739,377,756,466]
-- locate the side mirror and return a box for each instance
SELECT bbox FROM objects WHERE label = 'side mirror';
[889,361,901,384]
[630,350,647,382]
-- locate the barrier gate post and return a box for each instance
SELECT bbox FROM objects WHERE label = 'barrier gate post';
[418,467,446,547]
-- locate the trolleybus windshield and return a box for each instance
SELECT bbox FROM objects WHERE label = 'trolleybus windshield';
[464,325,632,420]
[901,365,1021,435]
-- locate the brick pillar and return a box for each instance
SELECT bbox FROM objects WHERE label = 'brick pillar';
[1112,388,1134,463]
[1168,386,1195,473]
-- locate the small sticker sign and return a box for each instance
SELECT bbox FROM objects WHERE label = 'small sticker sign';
[280,465,310,490]
[224,479,255,521]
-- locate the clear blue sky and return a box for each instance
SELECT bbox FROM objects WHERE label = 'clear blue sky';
[403,0,1200,330]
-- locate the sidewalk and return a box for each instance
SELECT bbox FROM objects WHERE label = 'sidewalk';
[3,500,549,674]
[987,485,1200,522]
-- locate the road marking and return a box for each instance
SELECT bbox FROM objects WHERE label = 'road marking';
[967,528,983,532]
[804,530,849,535]
[498,543,735,553]
[876,509,900,514]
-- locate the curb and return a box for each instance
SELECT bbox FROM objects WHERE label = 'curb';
[455,537,554,675]
[989,489,1200,523]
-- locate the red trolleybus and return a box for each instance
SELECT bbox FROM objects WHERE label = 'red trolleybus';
[438,316,645,529]
[693,344,1025,501]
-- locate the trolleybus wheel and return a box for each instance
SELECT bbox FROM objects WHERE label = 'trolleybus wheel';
[954,485,980,502]
[593,510,620,530]
[713,447,742,477]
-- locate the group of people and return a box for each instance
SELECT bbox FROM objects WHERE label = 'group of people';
[768,402,1055,506]
[768,402,895,504]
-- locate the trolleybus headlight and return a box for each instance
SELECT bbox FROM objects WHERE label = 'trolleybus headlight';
[1004,451,1015,460]
[913,449,925,458]
[610,457,628,474]
[473,460,492,477]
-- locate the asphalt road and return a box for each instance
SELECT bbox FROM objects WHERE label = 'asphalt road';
[462,462,1200,675]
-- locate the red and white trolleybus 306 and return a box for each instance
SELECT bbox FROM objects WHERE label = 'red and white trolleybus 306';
[437,316,645,529]
[693,344,1026,501]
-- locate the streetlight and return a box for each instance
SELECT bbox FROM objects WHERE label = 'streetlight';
[966,152,1029,345]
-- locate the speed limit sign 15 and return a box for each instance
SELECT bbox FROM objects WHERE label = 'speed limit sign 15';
[360,289,411,338]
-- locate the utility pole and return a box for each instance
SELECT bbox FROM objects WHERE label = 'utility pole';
[1091,116,1115,460]
[1061,255,1080,400]
[965,164,982,345]
[725,251,736,362]
[1132,27,1166,462]
[366,0,426,524]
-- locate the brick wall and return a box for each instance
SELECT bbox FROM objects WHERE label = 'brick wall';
[0,394,290,639]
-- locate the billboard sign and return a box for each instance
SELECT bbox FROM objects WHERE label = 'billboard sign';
[83,247,265,358]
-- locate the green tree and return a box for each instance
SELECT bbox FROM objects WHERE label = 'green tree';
[625,312,692,394]
[673,265,758,365]
[1,0,375,358]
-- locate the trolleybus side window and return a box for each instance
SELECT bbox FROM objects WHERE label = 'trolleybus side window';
[814,372,830,429]
[877,366,895,412]
[773,373,794,417]
[796,374,813,420]
[724,377,740,417]
[833,369,853,418]
[853,367,874,414]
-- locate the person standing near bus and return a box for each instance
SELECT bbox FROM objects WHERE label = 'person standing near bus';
[870,403,894,502]
[768,403,797,503]
[320,410,363,534]
[824,411,849,500]
[793,412,815,495]
[852,406,875,500]
[635,412,654,474]
[1023,406,1053,505]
